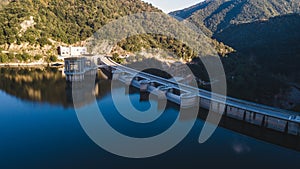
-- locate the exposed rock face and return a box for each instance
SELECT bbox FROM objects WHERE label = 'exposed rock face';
[19,16,35,33]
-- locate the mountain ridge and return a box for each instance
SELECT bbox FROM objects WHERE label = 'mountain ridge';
[170,0,300,110]
[170,0,300,34]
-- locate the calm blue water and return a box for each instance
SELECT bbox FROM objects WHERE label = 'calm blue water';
[0,68,300,169]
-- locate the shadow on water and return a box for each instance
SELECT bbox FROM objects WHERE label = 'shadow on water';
[0,67,299,152]
[197,109,300,152]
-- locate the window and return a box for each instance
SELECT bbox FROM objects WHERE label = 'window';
[70,62,79,72]
[85,60,91,67]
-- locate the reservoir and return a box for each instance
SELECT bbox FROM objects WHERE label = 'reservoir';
[0,67,300,169]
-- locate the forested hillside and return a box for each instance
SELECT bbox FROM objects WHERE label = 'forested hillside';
[0,0,159,45]
[0,0,160,62]
[0,0,233,63]
[171,0,300,110]
[170,0,300,34]
[215,14,300,76]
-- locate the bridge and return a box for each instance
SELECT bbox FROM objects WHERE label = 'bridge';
[64,55,300,136]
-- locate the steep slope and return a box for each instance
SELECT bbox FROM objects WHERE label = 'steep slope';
[0,0,233,63]
[170,0,300,34]
[0,0,160,62]
[171,0,300,110]
[215,13,300,76]
[169,0,213,20]
[0,0,160,45]
[170,0,300,75]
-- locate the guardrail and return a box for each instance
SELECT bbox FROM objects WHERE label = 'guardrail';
[100,56,300,123]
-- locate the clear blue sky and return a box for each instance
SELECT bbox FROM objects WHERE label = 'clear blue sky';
[142,0,203,13]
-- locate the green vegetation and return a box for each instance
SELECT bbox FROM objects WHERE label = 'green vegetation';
[215,14,300,79]
[0,0,160,45]
[0,53,9,63]
[0,0,233,63]
[49,55,57,62]
[214,13,300,105]
[118,34,197,60]
[34,54,43,60]
[0,52,38,63]
[171,0,300,34]
[117,33,234,61]
[171,0,300,109]
[111,53,124,64]
[0,0,160,61]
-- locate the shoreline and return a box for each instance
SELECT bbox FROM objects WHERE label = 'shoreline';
[0,61,64,67]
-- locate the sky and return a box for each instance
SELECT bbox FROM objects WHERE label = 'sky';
[142,0,204,13]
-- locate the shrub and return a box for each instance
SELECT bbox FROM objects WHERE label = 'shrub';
[112,53,124,64]
[21,53,32,61]
[49,55,57,62]
[7,53,14,60]
[15,54,22,61]
[0,53,9,63]
[37,37,51,47]
[34,54,43,60]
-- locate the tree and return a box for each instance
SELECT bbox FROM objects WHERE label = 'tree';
[21,53,32,61]
[112,53,124,64]
[49,55,57,62]
[0,53,9,63]
[34,54,43,60]
[37,37,51,47]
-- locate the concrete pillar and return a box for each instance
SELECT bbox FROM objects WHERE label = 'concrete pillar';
[211,101,219,113]
[245,111,264,126]
[150,89,166,100]
[124,76,132,86]
[140,92,149,102]
[265,116,288,132]
[181,93,199,109]
[140,80,150,92]
[224,105,228,116]
[288,122,300,136]
[226,106,244,120]
[112,70,123,80]
[200,98,210,110]
[217,102,226,115]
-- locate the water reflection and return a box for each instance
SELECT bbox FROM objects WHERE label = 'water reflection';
[0,67,300,153]
[0,67,110,107]
[232,139,251,154]
[0,67,69,106]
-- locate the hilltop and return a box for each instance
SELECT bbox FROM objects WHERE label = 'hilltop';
[170,0,300,34]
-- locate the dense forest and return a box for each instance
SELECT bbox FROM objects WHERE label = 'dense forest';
[0,0,160,62]
[0,0,233,63]
[215,14,300,80]
[171,0,300,110]
[0,0,159,45]
[170,0,300,34]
